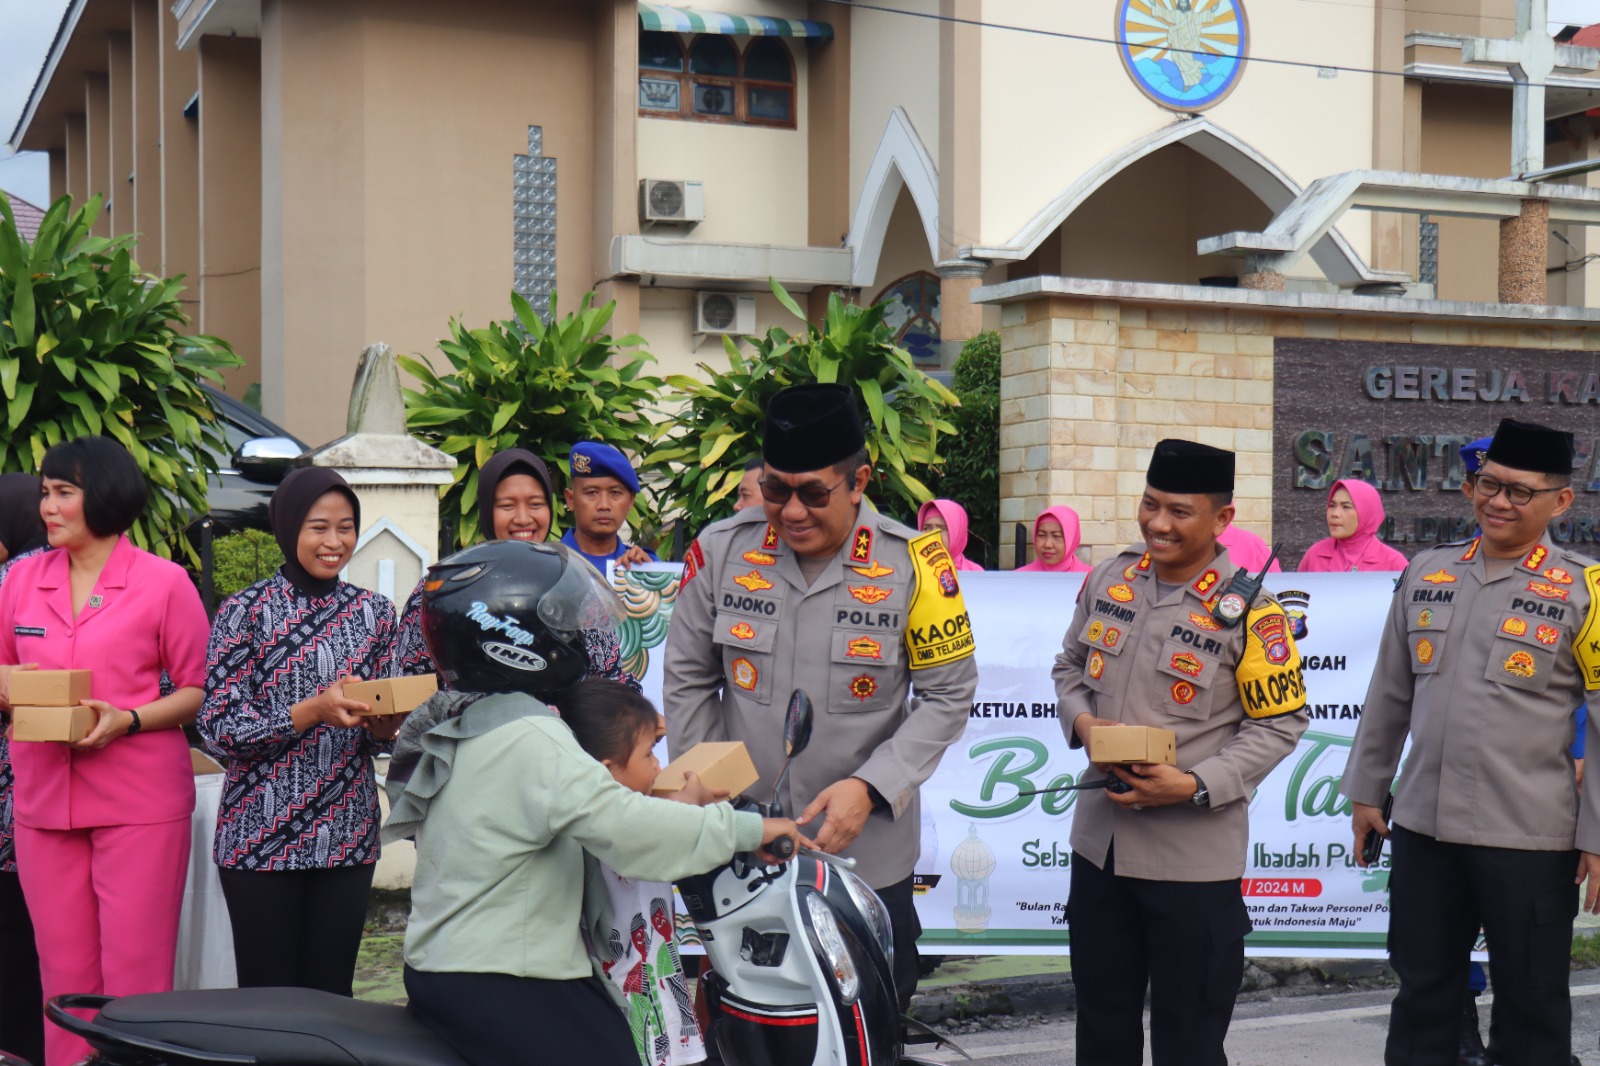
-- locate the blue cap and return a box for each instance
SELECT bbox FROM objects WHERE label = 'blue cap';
[1459,436,1494,476]
[569,441,639,494]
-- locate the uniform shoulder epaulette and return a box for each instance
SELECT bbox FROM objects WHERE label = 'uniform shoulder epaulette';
[873,513,920,543]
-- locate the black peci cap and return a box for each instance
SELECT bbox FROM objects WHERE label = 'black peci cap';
[1146,439,1235,495]
[762,384,867,473]
[1484,418,1575,476]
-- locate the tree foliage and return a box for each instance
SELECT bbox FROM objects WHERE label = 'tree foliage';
[399,292,667,549]
[652,281,959,536]
[0,193,242,561]
[210,528,285,601]
[920,330,1001,567]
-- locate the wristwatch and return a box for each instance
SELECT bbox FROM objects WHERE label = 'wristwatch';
[126,709,143,736]
[1188,771,1209,808]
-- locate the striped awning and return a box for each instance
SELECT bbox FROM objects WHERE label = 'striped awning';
[637,3,834,38]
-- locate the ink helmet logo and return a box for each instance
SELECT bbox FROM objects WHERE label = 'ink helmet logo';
[482,641,549,672]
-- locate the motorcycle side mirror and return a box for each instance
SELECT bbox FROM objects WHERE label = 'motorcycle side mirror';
[783,689,813,759]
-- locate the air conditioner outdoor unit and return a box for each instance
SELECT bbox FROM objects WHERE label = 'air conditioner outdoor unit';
[695,292,756,336]
[639,179,705,223]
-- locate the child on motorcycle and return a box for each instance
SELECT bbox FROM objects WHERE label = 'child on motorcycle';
[561,678,714,1066]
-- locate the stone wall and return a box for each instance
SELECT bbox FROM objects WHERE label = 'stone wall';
[990,282,1600,569]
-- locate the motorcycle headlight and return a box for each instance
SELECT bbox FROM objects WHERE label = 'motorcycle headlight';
[840,870,894,967]
[804,891,860,1003]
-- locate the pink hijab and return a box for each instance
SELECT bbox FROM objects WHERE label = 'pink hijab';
[1017,506,1092,572]
[1298,479,1409,572]
[917,499,984,571]
[1216,524,1283,573]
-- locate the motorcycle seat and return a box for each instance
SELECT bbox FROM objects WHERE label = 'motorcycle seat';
[92,987,468,1066]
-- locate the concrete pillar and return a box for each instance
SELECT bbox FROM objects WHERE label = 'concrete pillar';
[158,0,199,285]
[1498,198,1549,304]
[85,73,111,235]
[130,0,162,263]
[109,33,133,236]
[48,151,66,204]
[197,35,262,396]
[939,0,981,262]
[807,0,851,261]
[937,258,989,366]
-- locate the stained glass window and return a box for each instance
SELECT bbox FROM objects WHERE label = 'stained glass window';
[874,272,942,365]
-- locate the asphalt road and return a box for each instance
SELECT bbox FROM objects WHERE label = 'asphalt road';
[914,974,1600,1065]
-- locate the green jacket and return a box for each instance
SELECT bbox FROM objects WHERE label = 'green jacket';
[395,694,763,978]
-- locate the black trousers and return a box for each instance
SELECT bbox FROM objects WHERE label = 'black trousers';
[877,875,922,1014]
[1385,824,1575,1066]
[404,966,638,1066]
[0,871,43,1066]
[217,863,375,997]
[1067,849,1250,1066]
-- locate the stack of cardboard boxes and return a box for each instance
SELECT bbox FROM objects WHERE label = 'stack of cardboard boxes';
[10,670,96,742]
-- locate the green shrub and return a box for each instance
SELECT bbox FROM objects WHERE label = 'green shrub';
[211,529,285,601]
[922,330,1000,566]
[0,193,242,562]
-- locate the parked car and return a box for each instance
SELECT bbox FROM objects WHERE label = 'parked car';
[200,385,308,535]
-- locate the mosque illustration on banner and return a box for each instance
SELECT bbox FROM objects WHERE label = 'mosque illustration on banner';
[1116,0,1249,112]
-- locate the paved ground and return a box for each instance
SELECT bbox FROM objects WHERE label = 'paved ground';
[912,975,1600,1065]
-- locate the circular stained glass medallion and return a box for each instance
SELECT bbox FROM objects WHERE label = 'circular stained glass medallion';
[1116,0,1249,113]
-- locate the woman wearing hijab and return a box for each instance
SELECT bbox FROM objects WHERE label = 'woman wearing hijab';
[1297,479,1409,572]
[1017,506,1092,572]
[1216,523,1284,573]
[917,499,985,571]
[393,448,636,686]
[0,438,210,1066]
[197,467,401,997]
[0,473,46,1066]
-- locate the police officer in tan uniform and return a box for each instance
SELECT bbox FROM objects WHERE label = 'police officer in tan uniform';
[1343,418,1600,1066]
[664,383,979,1008]
[1054,439,1309,1066]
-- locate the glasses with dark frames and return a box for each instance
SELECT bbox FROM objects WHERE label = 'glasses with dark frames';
[758,475,847,509]
[1471,474,1564,507]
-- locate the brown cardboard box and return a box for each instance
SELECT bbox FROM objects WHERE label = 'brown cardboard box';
[652,741,760,798]
[343,675,438,717]
[11,705,97,743]
[191,748,224,775]
[1090,725,1177,766]
[9,670,92,707]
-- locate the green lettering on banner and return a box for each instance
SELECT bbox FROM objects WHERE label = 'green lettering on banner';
[949,736,1072,819]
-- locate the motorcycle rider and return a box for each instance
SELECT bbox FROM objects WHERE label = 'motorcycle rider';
[382,539,801,1066]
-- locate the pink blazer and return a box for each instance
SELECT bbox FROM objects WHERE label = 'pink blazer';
[0,537,209,829]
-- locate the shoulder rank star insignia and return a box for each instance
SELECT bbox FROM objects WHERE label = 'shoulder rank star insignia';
[1421,569,1458,585]
[1107,583,1135,603]
[762,524,779,550]
[1460,538,1481,562]
[729,622,756,641]
[851,560,895,578]
[849,584,892,605]
[734,571,775,592]
[849,674,878,701]
[1544,567,1575,585]
[1192,570,1219,595]
[1523,546,1549,571]
[1525,581,1569,601]
[847,636,883,660]
[742,549,776,566]
[851,527,874,564]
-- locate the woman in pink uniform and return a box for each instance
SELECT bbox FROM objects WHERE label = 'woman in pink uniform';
[0,437,209,1066]
[1297,479,1409,572]
[1016,506,1092,572]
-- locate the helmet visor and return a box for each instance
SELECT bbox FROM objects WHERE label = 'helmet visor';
[537,550,627,637]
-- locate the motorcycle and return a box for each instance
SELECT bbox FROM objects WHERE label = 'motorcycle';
[5,692,960,1066]
[678,690,965,1066]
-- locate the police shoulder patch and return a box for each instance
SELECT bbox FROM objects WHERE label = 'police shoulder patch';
[1236,602,1307,720]
[1574,564,1600,692]
[905,529,976,671]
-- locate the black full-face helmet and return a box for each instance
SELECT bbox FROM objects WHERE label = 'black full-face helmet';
[420,540,624,696]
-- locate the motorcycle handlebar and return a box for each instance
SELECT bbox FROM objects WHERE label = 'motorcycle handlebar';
[769,835,796,860]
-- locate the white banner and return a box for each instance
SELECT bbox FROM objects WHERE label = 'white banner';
[619,566,1399,958]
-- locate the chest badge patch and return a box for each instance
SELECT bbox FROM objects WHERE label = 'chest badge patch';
[1171,652,1204,678]
[1503,650,1537,678]
[1421,570,1458,585]
[849,674,878,701]
[1536,624,1561,646]
[1107,583,1135,603]
[1416,638,1435,665]
[851,527,874,564]
[849,585,892,605]
[1502,617,1528,637]
[1102,627,1122,648]
[87,595,103,609]
[734,571,775,593]
[851,561,895,578]
[1190,612,1222,632]
[742,549,776,566]
[1087,620,1105,642]
[1088,650,1106,680]
[728,622,756,641]
[847,636,883,660]
[1417,609,1434,628]
[1545,567,1575,585]
[731,658,758,691]
[1526,581,1570,601]
[1171,680,1197,705]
